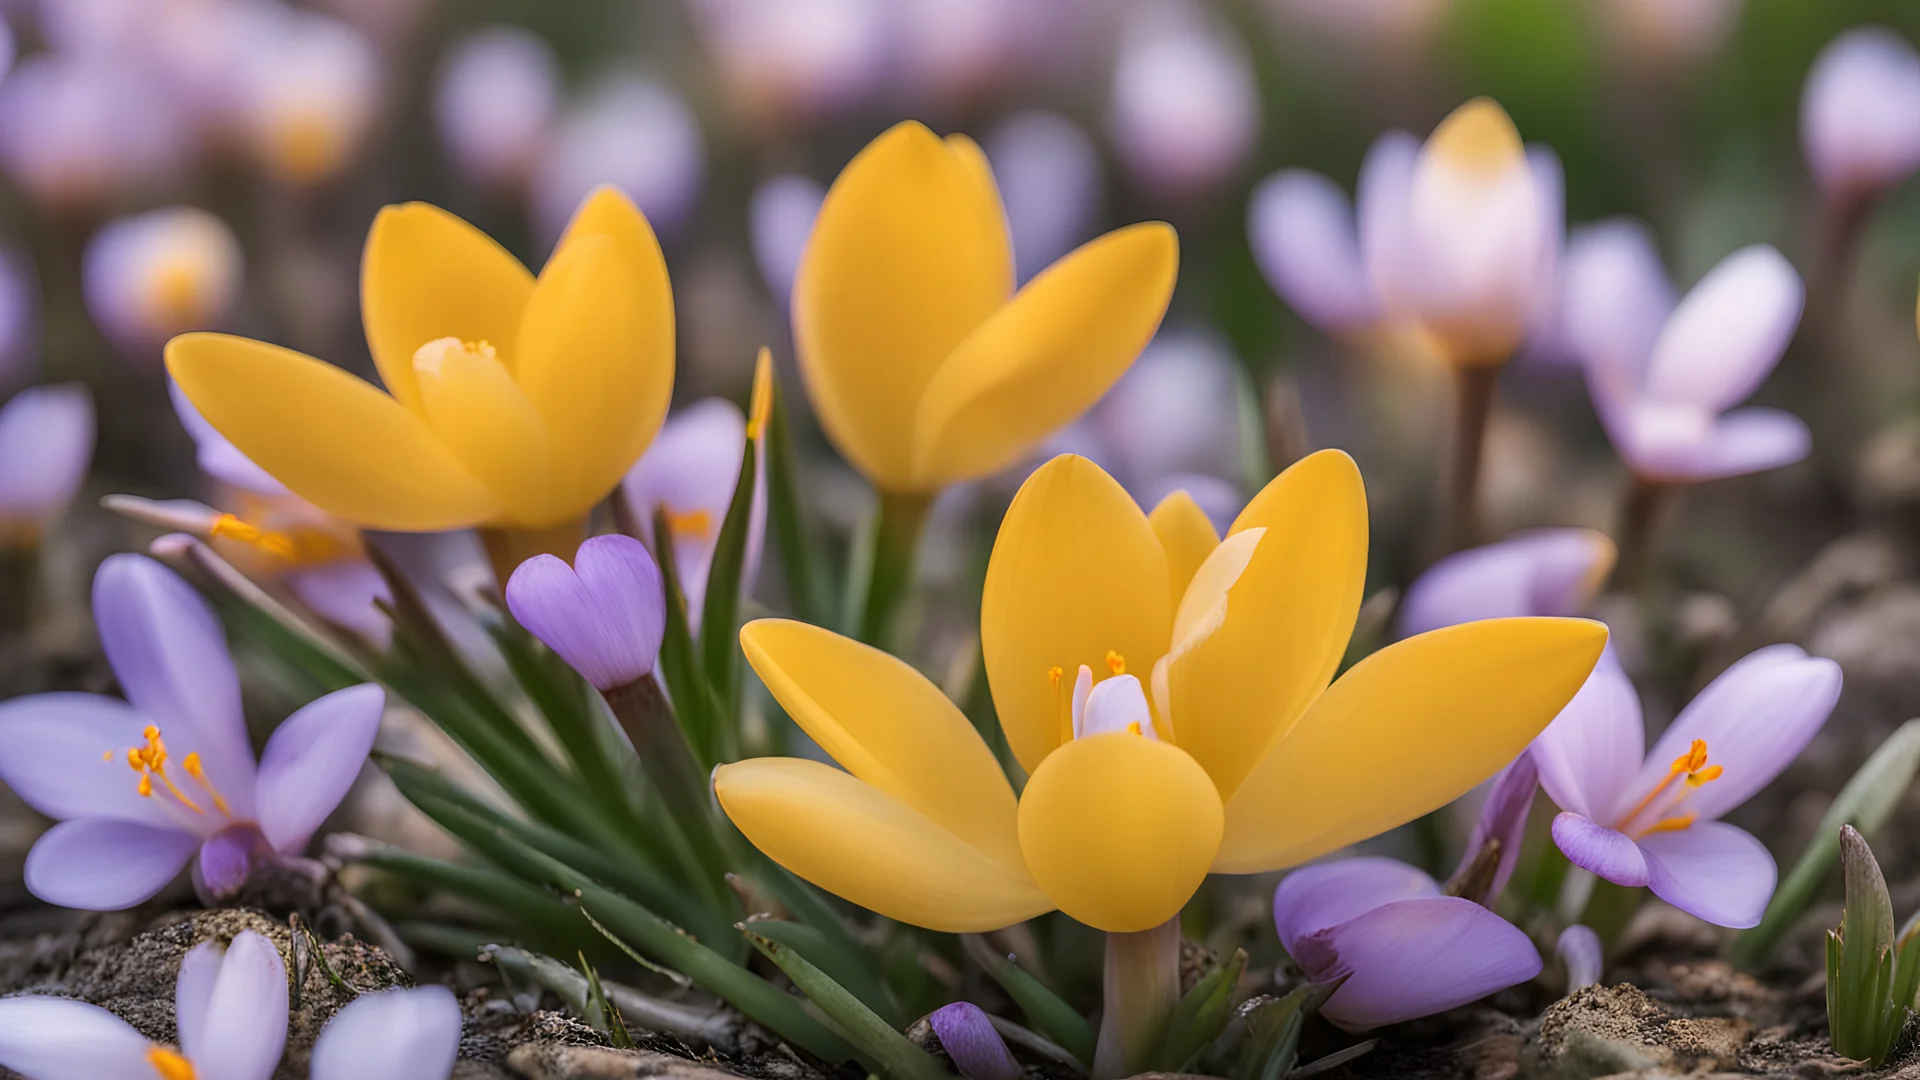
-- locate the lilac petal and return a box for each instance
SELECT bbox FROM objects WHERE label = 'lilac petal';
[1551,813,1650,888]
[286,559,392,649]
[0,692,169,824]
[0,996,157,1080]
[1357,131,1419,311]
[24,818,199,910]
[255,684,383,853]
[1560,218,1674,398]
[505,535,666,690]
[167,378,285,495]
[1643,245,1803,413]
[184,930,288,1080]
[1092,328,1243,489]
[1521,145,1565,349]
[1639,821,1776,929]
[1669,408,1812,482]
[530,75,704,243]
[433,27,559,188]
[1452,753,1538,906]
[92,554,257,820]
[1272,857,1440,952]
[749,174,823,307]
[1248,169,1379,336]
[1307,896,1542,1032]
[1632,645,1839,822]
[618,399,754,627]
[175,938,223,1055]
[987,110,1102,284]
[1531,649,1645,822]
[1556,924,1604,992]
[1801,28,1920,199]
[195,826,268,901]
[0,383,93,523]
[310,986,462,1080]
[1398,528,1615,637]
[928,1002,1022,1080]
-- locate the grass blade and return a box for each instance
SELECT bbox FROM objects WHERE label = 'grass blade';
[743,926,948,1080]
[961,933,1095,1066]
[746,917,903,1028]
[762,350,828,625]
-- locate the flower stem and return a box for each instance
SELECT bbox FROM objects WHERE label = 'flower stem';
[1577,877,1645,952]
[1441,363,1500,555]
[1092,916,1182,1080]
[1615,476,1676,596]
[480,518,589,588]
[856,490,932,649]
[602,675,734,904]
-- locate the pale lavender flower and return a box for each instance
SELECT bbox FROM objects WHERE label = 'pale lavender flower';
[928,1002,1022,1080]
[0,555,383,909]
[0,385,94,547]
[1269,0,1453,47]
[0,54,188,211]
[1273,857,1541,1031]
[84,208,244,361]
[892,0,1022,105]
[1532,645,1840,928]
[749,175,825,308]
[1090,328,1244,497]
[1109,0,1259,198]
[1248,168,1382,338]
[530,75,705,244]
[433,27,560,190]
[1801,28,1920,203]
[308,986,463,1080]
[689,0,887,125]
[1398,528,1616,638]
[0,930,289,1080]
[232,10,380,186]
[1563,227,1807,483]
[506,535,667,692]
[986,111,1103,284]
[618,399,766,631]
[1556,925,1604,992]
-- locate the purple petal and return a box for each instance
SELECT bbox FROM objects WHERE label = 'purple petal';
[286,559,392,649]
[1398,528,1615,637]
[1092,328,1244,491]
[1452,753,1538,906]
[0,692,169,824]
[92,554,257,820]
[749,174,823,307]
[1802,28,1920,199]
[1521,145,1565,350]
[1307,896,1542,1032]
[1639,821,1776,929]
[1248,169,1379,336]
[928,1002,1022,1080]
[0,383,93,524]
[1272,857,1440,953]
[1531,649,1645,822]
[1357,131,1419,311]
[175,938,223,1055]
[194,825,268,901]
[987,110,1102,284]
[1643,245,1803,413]
[0,996,156,1080]
[505,535,665,690]
[618,399,759,630]
[1632,644,1840,821]
[255,684,383,853]
[1561,218,1673,397]
[1556,924,1604,992]
[1551,813,1650,888]
[531,75,703,243]
[432,27,559,188]
[1663,408,1811,482]
[167,378,284,495]
[1107,2,1259,196]
[24,818,198,910]
[183,930,288,1080]
[310,986,462,1080]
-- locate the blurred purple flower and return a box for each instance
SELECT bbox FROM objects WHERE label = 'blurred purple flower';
[1273,857,1542,1031]
[1109,0,1259,198]
[1091,328,1245,498]
[986,110,1103,284]
[1398,528,1616,638]
[1249,169,1382,338]
[0,384,94,547]
[1449,753,1538,907]
[1532,645,1840,928]
[0,555,383,909]
[928,1002,1022,1080]
[619,399,765,632]
[1564,228,1807,483]
[750,175,825,308]
[84,208,243,362]
[434,26,560,190]
[1801,27,1920,203]
[0,54,189,211]
[309,985,464,1080]
[531,74,705,244]
[689,0,888,126]
[506,534,667,691]
[232,9,380,186]
[1556,924,1604,992]
[893,0,1024,106]
[1269,0,1453,48]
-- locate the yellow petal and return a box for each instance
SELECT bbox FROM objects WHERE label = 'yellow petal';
[740,619,1023,871]
[515,199,674,523]
[410,338,559,525]
[714,757,1052,933]
[361,202,535,411]
[1165,450,1367,799]
[1016,734,1222,933]
[1148,489,1220,607]
[1214,617,1607,874]
[982,455,1170,774]
[910,223,1178,488]
[792,121,1013,491]
[165,333,500,531]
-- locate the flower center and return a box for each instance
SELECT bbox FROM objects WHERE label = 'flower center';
[1615,738,1722,839]
[413,337,500,376]
[147,1045,196,1080]
[663,506,715,541]
[1050,653,1160,742]
[117,725,232,819]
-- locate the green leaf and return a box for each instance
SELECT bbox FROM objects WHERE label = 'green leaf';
[651,506,726,763]
[857,491,931,648]
[697,390,762,742]
[331,834,588,953]
[1828,826,1904,1065]
[961,933,1095,1067]
[580,953,635,1049]
[745,918,903,1028]
[742,926,948,1080]
[1233,980,1343,1080]
[1734,719,1920,969]
[762,359,828,624]
[487,613,637,824]
[1148,949,1247,1072]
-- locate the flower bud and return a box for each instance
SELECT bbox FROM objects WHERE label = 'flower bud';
[1801,28,1920,202]
[505,534,666,691]
[84,208,243,360]
[927,1002,1022,1080]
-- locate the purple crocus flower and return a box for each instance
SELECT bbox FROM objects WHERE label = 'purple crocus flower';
[1562,224,1808,484]
[0,384,94,547]
[1108,1,1258,198]
[1801,28,1920,204]
[529,74,704,245]
[0,555,384,910]
[749,174,824,308]
[1449,752,1538,907]
[1273,857,1542,1031]
[1398,528,1616,638]
[1556,924,1604,993]
[984,110,1103,284]
[505,534,667,692]
[928,1002,1022,1080]
[432,26,560,190]
[1532,645,1841,928]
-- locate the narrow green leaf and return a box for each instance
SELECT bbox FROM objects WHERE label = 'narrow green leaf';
[746,918,903,1028]
[1234,980,1343,1080]
[652,506,726,763]
[487,614,638,829]
[1149,949,1247,1071]
[961,933,1095,1066]
[743,926,948,1080]
[857,491,931,648]
[697,393,761,739]
[332,835,587,951]
[763,361,827,624]
[1829,826,1905,1065]
[580,953,635,1049]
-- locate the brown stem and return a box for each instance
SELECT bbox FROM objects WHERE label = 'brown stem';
[480,518,589,588]
[1615,476,1677,594]
[1441,363,1501,555]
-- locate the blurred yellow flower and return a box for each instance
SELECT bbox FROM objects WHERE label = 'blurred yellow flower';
[165,187,674,545]
[794,121,1178,493]
[716,452,1606,933]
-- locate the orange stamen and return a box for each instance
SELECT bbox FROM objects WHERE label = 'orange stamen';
[1636,812,1698,838]
[146,1045,197,1080]
[1617,739,1722,836]
[209,513,297,561]
[1105,650,1126,677]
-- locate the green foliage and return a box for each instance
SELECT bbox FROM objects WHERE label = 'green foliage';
[1826,826,1911,1066]
[960,933,1097,1067]
[743,927,950,1080]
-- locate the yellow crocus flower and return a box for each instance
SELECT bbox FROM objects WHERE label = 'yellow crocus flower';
[164,187,674,561]
[715,452,1606,934]
[793,121,1178,493]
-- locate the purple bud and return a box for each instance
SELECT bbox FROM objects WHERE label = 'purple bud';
[749,175,823,307]
[1801,27,1920,201]
[1556,924,1604,993]
[505,534,666,691]
[1449,753,1538,907]
[928,1003,1022,1080]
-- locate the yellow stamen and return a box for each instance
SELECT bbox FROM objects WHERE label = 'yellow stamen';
[180,753,232,817]
[663,507,715,541]
[124,726,208,815]
[1637,812,1698,838]
[1617,739,1722,836]
[146,1045,197,1080]
[1105,650,1126,677]
[209,513,298,561]
[1047,666,1063,688]
[1126,721,1142,737]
